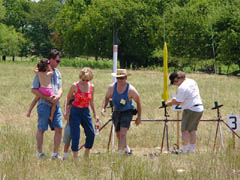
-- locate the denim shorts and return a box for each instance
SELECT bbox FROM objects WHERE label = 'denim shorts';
[63,123,71,144]
[112,110,133,132]
[37,103,62,131]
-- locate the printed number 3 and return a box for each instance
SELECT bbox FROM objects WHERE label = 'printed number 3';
[230,116,237,130]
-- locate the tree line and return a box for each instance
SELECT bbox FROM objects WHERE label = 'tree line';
[0,0,240,71]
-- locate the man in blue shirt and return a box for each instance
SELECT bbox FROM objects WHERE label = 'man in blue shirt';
[101,69,142,154]
[32,49,63,159]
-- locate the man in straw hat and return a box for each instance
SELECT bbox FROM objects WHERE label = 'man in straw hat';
[101,69,142,154]
[166,71,203,153]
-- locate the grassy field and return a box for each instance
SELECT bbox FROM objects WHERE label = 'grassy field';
[0,63,240,179]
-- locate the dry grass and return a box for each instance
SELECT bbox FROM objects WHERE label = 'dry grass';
[0,63,240,179]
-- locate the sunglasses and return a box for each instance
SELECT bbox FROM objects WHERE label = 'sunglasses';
[117,77,125,80]
[56,60,60,64]
[82,79,89,82]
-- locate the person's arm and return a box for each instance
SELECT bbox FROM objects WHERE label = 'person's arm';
[63,98,71,123]
[89,85,99,121]
[166,99,182,107]
[130,86,142,126]
[31,88,53,102]
[66,83,76,109]
[101,84,114,116]
[51,87,63,104]
[166,87,184,107]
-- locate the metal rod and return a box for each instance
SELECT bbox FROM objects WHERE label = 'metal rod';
[107,124,113,151]
[160,123,166,153]
[213,121,220,151]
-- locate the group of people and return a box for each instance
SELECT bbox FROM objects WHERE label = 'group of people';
[27,49,203,159]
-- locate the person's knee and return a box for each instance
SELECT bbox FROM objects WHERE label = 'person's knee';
[119,130,127,138]
[55,127,62,135]
[189,130,196,135]
[37,130,45,135]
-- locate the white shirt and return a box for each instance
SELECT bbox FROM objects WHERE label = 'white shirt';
[176,78,203,112]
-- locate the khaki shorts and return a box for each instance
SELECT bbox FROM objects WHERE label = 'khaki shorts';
[181,109,203,131]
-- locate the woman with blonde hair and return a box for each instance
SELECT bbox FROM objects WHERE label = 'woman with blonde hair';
[66,67,99,158]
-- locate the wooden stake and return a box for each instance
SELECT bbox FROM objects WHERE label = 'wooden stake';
[232,132,235,149]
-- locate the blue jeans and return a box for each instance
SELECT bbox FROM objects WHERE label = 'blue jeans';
[37,103,62,131]
[69,106,95,151]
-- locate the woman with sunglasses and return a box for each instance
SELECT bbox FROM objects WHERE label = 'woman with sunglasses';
[27,58,56,122]
[66,67,99,158]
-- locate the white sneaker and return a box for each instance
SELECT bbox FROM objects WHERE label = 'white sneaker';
[125,145,132,155]
[51,153,62,160]
[38,153,46,159]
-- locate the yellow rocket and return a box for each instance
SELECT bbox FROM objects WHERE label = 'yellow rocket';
[161,42,169,102]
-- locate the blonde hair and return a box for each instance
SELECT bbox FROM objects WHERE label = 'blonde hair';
[79,67,93,81]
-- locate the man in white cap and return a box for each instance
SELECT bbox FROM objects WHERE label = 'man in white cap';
[166,72,203,153]
[101,69,142,154]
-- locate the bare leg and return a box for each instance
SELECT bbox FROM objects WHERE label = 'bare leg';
[116,131,121,150]
[181,131,190,153]
[182,131,190,145]
[119,127,128,151]
[53,127,62,153]
[84,148,90,157]
[27,96,40,117]
[36,130,45,153]
[49,103,57,122]
[189,131,197,152]
[64,143,70,153]
[73,151,78,159]
[189,131,196,144]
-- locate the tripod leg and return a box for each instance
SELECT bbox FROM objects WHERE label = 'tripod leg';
[219,123,224,149]
[161,122,166,153]
[107,124,113,151]
[213,122,220,151]
[166,122,169,151]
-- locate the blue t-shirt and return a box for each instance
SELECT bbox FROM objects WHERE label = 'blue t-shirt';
[32,68,62,107]
[112,83,134,111]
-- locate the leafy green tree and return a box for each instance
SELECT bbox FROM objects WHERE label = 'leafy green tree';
[0,0,5,20]
[0,24,25,61]
[214,0,240,71]
[24,0,63,57]
[2,0,30,33]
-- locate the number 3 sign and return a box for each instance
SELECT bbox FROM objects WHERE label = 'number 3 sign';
[227,115,239,131]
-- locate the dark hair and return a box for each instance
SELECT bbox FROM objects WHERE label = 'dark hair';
[37,58,49,72]
[47,49,62,60]
[169,71,186,84]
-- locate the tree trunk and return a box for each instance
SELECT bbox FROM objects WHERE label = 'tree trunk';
[2,55,6,61]
[12,56,15,62]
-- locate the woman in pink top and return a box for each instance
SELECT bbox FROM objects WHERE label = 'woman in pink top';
[65,67,99,158]
[27,58,56,122]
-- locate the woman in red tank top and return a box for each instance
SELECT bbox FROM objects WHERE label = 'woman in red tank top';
[65,67,99,158]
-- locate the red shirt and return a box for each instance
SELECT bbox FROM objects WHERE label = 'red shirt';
[72,83,92,108]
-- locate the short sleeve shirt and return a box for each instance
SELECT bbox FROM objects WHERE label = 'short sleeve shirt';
[32,68,62,107]
[176,78,203,112]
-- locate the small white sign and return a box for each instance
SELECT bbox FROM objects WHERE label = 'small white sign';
[227,115,239,131]
[172,105,182,112]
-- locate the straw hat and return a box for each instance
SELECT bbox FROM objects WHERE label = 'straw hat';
[111,69,130,77]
